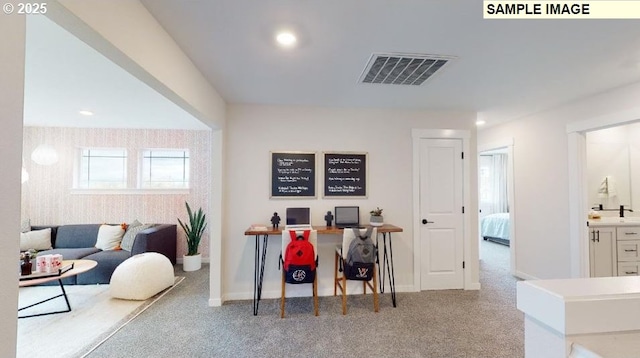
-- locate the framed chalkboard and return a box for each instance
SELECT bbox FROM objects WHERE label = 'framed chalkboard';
[323,152,367,198]
[270,151,316,198]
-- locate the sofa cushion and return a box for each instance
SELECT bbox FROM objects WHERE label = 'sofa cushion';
[78,250,131,284]
[121,223,154,252]
[95,224,125,250]
[38,247,101,260]
[20,228,52,251]
[54,225,101,248]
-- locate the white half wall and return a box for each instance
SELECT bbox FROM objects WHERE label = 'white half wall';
[0,12,25,358]
[479,81,640,279]
[224,104,478,300]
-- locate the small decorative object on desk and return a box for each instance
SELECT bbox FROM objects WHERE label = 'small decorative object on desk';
[250,224,268,231]
[271,212,281,229]
[324,211,334,226]
[369,207,384,226]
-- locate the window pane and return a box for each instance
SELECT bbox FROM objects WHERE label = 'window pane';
[141,149,189,189]
[77,148,127,189]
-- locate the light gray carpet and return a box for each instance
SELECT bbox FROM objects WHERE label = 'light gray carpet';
[87,241,523,357]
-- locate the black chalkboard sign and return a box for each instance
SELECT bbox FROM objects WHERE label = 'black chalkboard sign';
[270,152,316,198]
[323,152,367,197]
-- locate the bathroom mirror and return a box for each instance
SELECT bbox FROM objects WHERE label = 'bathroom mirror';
[586,123,640,211]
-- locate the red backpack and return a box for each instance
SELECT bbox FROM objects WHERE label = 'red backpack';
[283,230,316,283]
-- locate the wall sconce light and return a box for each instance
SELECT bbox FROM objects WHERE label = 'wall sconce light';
[31,144,59,166]
[21,167,29,183]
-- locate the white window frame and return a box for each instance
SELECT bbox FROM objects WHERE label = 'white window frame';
[74,147,128,190]
[139,148,190,190]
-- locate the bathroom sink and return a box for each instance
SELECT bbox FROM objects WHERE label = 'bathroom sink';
[593,217,624,223]
[590,216,640,224]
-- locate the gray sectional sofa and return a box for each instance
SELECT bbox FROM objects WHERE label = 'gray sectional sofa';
[32,224,177,285]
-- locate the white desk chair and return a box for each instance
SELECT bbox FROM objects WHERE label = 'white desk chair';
[280,226,318,318]
[334,227,379,315]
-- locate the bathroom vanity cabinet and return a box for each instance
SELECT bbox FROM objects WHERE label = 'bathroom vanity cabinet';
[589,226,616,277]
[589,220,640,277]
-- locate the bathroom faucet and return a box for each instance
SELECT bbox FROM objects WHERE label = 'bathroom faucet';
[620,205,634,218]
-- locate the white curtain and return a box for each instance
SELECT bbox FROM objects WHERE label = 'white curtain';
[492,154,509,213]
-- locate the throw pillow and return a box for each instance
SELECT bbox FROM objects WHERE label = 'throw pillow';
[95,224,125,251]
[120,223,153,252]
[20,228,52,251]
[20,218,31,233]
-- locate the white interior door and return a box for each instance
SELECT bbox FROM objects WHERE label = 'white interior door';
[420,138,464,290]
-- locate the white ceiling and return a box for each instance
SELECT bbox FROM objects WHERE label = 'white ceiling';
[141,0,640,126]
[24,15,208,130]
[24,2,640,129]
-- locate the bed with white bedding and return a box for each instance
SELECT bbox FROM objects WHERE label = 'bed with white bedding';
[480,212,510,246]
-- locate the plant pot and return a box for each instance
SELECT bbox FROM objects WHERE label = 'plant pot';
[183,253,202,272]
[370,215,384,226]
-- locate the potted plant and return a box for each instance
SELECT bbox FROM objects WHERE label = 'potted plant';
[177,202,207,271]
[369,207,384,226]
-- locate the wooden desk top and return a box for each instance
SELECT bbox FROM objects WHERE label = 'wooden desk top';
[19,259,97,287]
[245,224,403,236]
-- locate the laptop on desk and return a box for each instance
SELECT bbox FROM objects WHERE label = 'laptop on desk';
[286,207,312,229]
[334,206,362,229]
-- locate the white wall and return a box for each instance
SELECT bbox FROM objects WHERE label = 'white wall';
[479,81,640,280]
[22,127,212,258]
[0,12,25,358]
[224,104,478,300]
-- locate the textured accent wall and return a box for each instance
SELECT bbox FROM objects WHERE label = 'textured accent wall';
[22,127,211,258]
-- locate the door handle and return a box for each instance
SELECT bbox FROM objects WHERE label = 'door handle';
[422,219,435,224]
[596,230,600,242]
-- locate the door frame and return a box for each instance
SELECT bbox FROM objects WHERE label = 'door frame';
[478,138,517,277]
[567,112,640,278]
[412,129,479,291]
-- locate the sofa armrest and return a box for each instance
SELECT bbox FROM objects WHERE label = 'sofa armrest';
[131,224,177,264]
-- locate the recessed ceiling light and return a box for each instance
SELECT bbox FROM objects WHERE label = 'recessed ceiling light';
[79,110,94,116]
[276,31,297,47]
[475,120,486,126]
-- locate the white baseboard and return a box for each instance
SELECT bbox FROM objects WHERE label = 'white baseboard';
[465,282,481,290]
[208,297,222,307]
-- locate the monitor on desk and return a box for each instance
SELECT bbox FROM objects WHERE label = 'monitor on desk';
[334,206,360,228]
[286,207,310,226]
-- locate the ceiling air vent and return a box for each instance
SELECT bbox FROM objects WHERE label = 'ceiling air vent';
[358,53,455,86]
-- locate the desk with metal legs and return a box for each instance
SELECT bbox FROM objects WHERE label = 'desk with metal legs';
[375,227,402,307]
[245,224,403,315]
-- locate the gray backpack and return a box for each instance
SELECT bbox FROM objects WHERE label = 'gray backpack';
[345,228,376,280]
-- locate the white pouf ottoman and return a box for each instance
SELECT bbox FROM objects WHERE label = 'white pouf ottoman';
[110,252,175,300]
